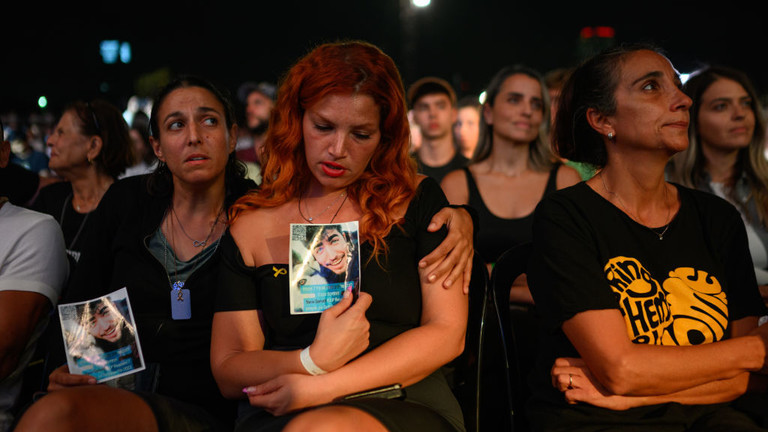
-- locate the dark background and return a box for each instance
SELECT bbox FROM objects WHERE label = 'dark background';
[3,0,766,120]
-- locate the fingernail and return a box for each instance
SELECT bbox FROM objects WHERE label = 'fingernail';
[343,289,350,298]
[428,222,437,230]
[445,279,453,287]
[243,387,254,394]
[428,274,436,282]
[419,260,427,268]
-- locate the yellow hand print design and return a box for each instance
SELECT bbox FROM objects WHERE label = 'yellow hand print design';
[604,257,728,346]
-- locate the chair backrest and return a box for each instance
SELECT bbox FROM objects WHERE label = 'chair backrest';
[452,251,515,432]
[490,242,534,432]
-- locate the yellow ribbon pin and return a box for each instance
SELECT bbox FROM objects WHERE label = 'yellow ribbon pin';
[273,266,287,277]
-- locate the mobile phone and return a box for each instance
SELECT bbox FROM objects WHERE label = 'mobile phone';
[334,384,406,402]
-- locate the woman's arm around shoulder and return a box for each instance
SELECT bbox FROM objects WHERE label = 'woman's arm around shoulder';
[421,174,475,293]
[300,182,469,400]
[211,208,373,399]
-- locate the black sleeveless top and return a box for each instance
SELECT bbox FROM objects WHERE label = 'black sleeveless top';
[465,163,560,264]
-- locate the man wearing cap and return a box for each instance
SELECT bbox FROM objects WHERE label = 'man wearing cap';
[236,81,277,184]
[407,77,468,183]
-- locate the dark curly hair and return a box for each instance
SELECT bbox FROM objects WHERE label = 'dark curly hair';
[146,75,249,206]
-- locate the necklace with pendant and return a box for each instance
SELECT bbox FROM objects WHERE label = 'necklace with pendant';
[162,206,223,319]
[600,171,672,240]
[298,189,348,223]
[60,193,91,252]
[172,206,222,248]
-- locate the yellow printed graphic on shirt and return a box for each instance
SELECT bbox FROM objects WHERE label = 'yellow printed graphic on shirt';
[604,257,728,345]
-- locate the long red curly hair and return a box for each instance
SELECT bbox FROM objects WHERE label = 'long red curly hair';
[229,41,418,257]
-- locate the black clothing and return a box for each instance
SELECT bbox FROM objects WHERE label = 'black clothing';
[465,163,560,264]
[32,182,91,266]
[216,177,465,432]
[64,174,256,430]
[527,182,768,431]
[416,152,468,184]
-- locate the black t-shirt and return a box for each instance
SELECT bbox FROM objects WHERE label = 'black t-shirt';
[32,181,91,265]
[416,152,469,185]
[526,182,767,429]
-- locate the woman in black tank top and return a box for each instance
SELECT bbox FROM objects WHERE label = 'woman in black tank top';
[440,65,581,304]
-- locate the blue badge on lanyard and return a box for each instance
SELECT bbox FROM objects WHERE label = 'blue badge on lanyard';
[171,281,191,320]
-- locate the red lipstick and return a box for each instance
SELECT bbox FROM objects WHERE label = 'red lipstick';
[321,161,346,178]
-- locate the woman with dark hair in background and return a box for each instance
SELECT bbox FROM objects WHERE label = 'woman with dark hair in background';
[441,64,581,302]
[528,44,768,431]
[32,99,134,267]
[668,65,768,304]
[122,110,157,178]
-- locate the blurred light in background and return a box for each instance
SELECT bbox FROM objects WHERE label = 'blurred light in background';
[100,40,132,64]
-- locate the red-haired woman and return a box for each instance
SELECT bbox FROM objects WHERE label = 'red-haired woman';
[211,41,468,432]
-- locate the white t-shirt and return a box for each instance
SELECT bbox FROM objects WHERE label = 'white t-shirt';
[0,201,68,431]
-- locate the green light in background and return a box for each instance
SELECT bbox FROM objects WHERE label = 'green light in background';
[38,96,48,109]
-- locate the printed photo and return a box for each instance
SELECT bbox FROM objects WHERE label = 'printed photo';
[58,287,145,382]
[289,221,361,314]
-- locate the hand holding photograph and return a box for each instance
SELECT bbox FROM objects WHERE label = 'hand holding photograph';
[289,221,361,314]
[58,287,145,382]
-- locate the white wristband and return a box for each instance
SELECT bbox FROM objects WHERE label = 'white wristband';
[300,347,327,375]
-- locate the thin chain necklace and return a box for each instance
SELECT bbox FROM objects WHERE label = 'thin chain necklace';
[171,205,223,248]
[162,209,221,299]
[60,193,90,250]
[600,171,671,240]
[298,190,347,223]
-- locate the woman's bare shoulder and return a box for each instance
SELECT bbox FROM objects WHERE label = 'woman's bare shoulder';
[439,170,469,205]
[557,164,584,189]
[230,204,293,265]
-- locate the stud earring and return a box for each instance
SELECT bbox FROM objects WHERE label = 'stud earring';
[607,132,614,139]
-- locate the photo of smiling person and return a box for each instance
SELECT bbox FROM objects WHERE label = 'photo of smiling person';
[59,287,145,382]
[290,222,360,314]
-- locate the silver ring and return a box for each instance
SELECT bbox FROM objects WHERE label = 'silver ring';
[568,374,573,389]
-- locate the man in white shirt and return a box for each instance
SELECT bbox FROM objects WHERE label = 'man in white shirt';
[0,122,68,431]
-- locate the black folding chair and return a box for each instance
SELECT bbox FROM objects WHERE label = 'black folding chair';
[490,242,534,432]
[452,251,515,432]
